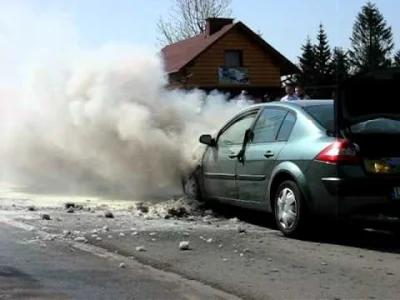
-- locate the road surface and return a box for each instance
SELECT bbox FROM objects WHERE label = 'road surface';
[2,198,400,300]
[0,222,240,300]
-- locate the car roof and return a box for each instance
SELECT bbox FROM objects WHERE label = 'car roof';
[239,99,333,114]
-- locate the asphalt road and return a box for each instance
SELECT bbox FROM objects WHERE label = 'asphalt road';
[2,200,400,300]
[0,222,241,300]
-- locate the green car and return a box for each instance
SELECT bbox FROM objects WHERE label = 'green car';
[184,68,400,237]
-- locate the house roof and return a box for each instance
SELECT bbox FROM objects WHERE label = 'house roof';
[161,21,300,76]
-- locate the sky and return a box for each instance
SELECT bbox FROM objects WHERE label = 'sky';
[3,0,400,63]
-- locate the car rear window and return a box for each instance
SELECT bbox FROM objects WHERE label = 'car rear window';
[304,104,400,134]
[351,119,400,133]
[303,104,334,132]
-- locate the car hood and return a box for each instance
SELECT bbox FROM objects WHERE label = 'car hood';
[336,68,400,131]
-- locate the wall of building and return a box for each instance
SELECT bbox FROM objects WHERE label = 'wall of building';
[185,26,281,88]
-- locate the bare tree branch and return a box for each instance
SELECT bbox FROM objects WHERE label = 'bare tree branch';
[157,0,232,46]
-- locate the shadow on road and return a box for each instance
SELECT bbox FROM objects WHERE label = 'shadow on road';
[208,202,400,255]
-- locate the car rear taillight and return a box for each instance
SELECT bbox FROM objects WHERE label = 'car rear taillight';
[315,139,360,164]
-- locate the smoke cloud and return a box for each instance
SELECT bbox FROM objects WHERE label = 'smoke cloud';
[0,4,253,200]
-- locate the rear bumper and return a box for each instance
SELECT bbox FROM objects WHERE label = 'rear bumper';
[309,176,400,223]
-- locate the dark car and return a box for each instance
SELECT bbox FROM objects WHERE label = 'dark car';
[183,68,400,237]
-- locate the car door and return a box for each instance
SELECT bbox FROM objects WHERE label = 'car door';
[236,108,296,204]
[202,110,259,201]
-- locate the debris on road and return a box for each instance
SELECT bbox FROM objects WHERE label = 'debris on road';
[146,197,202,220]
[65,202,75,209]
[28,205,36,211]
[74,237,87,243]
[135,202,149,213]
[136,246,146,252]
[104,211,114,218]
[179,241,190,250]
[236,225,246,233]
[41,213,51,220]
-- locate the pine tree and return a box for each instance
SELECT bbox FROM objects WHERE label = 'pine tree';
[349,1,394,73]
[297,36,317,87]
[394,50,400,67]
[314,23,332,85]
[330,47,350,84]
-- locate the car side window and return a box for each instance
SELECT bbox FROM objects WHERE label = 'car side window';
[252,109,287,143]
[218,113,257,146]
[276,112,296,141]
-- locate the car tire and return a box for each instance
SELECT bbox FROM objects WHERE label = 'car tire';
[181,171,203,202]
[274,180,308,238]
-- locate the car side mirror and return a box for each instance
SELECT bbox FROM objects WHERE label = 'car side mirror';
[199,134,216,146]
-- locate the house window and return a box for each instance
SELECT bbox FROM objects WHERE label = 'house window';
[224,50,243,68]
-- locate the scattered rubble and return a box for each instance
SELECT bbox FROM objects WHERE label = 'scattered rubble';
[28,205,36,211]
[74,237,87,242]
[64,202,75,209]
[136,246,146,252]
[135,202,149,213]
[104,211,114,218]
[41,213,51,220]
[236,225,246,233]
[179,241,190,250]
[145,197,203,220]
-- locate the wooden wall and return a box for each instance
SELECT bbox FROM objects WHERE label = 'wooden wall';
[185,27,281,88]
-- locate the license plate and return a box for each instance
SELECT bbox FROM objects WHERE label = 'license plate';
[393,187,400,200]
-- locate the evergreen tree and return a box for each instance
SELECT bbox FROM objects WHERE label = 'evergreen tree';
[330,47,350,84]
[297,36,317,87]
[314,23,332,85]
[394,50,400,67]
[349,1,394,73]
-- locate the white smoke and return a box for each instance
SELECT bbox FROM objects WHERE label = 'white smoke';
[0,4,253,199]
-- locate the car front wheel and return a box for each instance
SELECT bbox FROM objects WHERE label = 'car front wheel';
[274,180,308,237]
[181,172,203,202]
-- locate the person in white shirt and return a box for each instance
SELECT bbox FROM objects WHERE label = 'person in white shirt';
[295,85,311,99]
[281,85,299,101]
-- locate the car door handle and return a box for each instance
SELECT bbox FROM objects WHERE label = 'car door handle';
[263,151,274,158]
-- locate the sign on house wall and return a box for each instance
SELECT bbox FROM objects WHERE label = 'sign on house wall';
[218,66,250,84]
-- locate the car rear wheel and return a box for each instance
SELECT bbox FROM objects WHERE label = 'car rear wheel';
[274,180,308,237]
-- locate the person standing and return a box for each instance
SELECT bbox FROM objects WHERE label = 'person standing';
[280,85,299,101]
[295,85,310,99]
